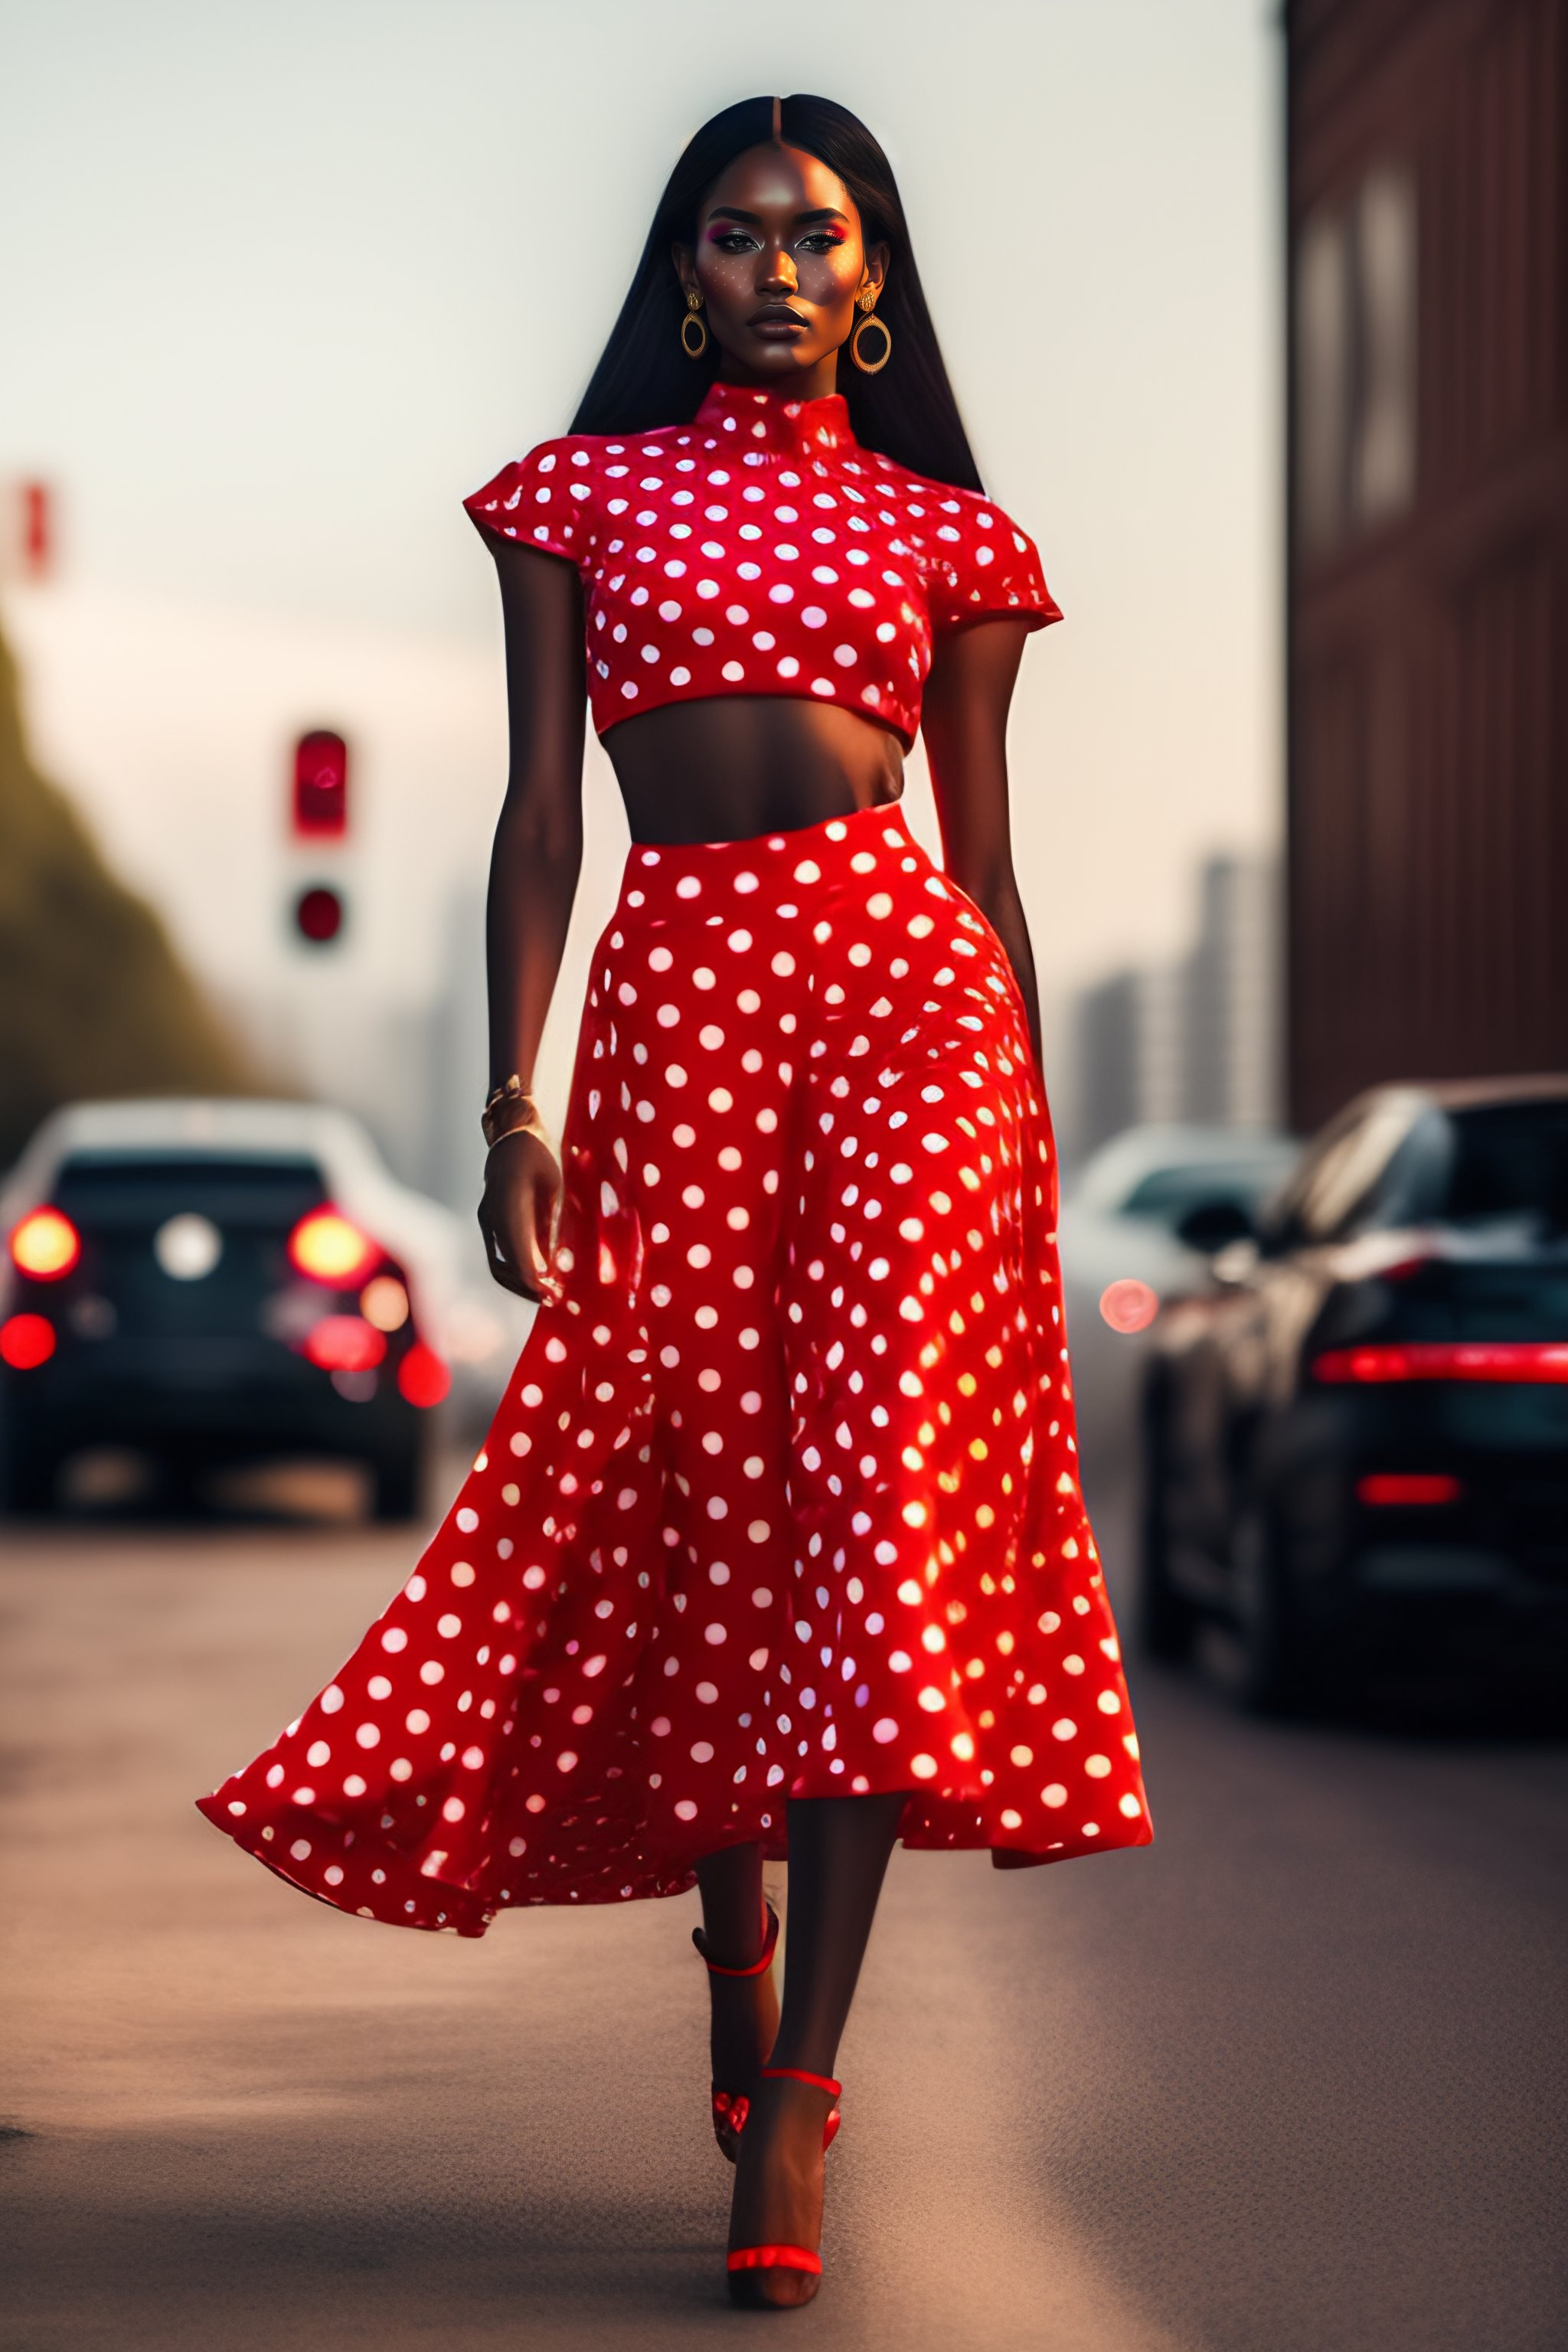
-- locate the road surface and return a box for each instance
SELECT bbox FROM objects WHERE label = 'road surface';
[2,1470,1563,2350]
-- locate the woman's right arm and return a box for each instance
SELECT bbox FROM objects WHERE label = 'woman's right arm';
[475,539,588,1302]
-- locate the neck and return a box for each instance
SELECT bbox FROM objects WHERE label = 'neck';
[714,355,840,403]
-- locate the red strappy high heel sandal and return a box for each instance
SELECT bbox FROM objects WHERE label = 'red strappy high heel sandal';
[692,1902,780,2162]
[725,2066,842,2310]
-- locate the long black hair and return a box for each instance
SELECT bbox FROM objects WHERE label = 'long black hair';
[569,94,983,492]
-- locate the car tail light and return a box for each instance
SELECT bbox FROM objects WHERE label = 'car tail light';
[1357,1473,1462,1506]
[1375,1252,1440,1285]
[303,1315,387,1373]
[1313,1341,1568,1384]
[397,1342,449,1407]
[9,1207,80,1281]
[288,1207,379,1285]
[1,1312,57,1369]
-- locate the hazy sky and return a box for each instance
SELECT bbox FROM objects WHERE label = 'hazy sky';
[3,0,1281,995]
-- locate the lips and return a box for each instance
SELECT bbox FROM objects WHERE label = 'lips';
[750,306,808,335]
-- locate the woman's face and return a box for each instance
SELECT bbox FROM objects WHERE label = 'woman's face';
[674,142,888,389]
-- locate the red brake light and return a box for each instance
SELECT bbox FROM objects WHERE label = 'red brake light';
[397,1342,449,1408]
[303,1316,387,1373]
[289,1208,379,1285]
[10,1207,80,1281]
[1357,1473,1462,1506]
[1377,1253,1438,1285]
[1314,1342,1568,1384]
[1,1312,56,1369]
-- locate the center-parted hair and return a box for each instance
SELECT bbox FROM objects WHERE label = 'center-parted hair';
[570,93,984,494]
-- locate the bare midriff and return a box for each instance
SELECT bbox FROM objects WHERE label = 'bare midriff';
[604,697,905,846]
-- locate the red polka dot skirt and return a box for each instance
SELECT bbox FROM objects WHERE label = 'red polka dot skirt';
[197,801,1152,1932]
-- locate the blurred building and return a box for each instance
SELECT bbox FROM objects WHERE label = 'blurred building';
[1065,852,1282,1159]
[1287,0,1568,1131]
[1184,856,1282,1129]
[1070,966,1185,1156]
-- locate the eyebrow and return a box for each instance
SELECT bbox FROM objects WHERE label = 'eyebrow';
[704,205,850,226]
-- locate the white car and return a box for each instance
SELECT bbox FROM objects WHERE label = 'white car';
[0,1099,524,1514]
[1058,1124,1299,1478]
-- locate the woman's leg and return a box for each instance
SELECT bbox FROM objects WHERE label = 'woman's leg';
[694,1842,778,2146]
[694,1840,767,1964]
[727,1792,906,2301]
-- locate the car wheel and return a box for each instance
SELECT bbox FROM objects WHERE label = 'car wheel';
[1138,1397,1197,1662]
[1230,1501,1318,1715]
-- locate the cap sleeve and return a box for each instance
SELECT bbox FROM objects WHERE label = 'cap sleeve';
[926,494,1063,636]
[462,438,595,569]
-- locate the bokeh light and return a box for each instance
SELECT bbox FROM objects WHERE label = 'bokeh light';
[9,1207,80,1281]
[303,1316,387,1374]
[360,1276,410,1332]
[1,1312,57,1369]
[289,1209,378,1285]
[1099,1278,1160,1334]
[397,1343,450,1408]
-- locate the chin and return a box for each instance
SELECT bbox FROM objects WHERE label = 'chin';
[736,340,828,380]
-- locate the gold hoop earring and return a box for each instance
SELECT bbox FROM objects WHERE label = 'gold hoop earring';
[681,289,709,359]
[850,290,891,376]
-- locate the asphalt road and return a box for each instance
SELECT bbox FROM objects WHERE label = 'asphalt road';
[2,1466,1564,2352]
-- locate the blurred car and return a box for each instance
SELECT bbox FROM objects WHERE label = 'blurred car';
[1057,1124,1301,1471]
[1139,1076,1568,1707]
[0,1098,520,1517]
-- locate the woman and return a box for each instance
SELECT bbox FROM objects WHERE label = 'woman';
[198,93,1152,2308]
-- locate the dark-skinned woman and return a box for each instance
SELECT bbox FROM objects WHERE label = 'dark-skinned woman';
[198,93,1152,2311]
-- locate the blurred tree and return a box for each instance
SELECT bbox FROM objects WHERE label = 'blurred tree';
[0,616,253,1168]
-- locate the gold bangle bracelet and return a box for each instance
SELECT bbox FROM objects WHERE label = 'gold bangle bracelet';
[485,1124,554,1159]
[482,1102,549,1150]
[482,1073,547,1151]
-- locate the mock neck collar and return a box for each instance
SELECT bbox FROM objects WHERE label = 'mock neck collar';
[694,377,854,459]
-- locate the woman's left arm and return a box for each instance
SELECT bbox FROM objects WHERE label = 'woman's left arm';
[920,616,1043,1070]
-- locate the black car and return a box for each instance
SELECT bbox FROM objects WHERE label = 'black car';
[1139,1076,1568,1707]
[0,1099,458,1517]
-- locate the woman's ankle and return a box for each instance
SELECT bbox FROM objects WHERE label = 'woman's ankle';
[694,1922,767,1972]
[759,2047,838,2085]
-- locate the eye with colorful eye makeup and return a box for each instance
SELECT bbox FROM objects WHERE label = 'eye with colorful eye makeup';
[706,221,851,256]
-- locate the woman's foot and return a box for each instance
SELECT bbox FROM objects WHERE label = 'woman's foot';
[694,1911,780,2161]
[726,2073,836,2309]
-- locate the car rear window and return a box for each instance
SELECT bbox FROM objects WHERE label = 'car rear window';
[54,1154,328,1230]
[1120,1160,1295,1230]
[1442,1102,1568,1229]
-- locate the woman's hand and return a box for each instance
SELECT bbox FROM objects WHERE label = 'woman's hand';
[478,1131,562,1303]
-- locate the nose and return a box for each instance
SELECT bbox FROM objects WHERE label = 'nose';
[756,243,798,298]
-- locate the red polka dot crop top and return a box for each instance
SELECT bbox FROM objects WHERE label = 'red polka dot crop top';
[462,377,1061,752]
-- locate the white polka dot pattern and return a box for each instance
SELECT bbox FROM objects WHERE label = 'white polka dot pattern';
[462,381,1061,754]
[196,802,1150,1934]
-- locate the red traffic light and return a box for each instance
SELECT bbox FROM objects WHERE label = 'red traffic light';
[292,730,348,838]
[293,884,345,945]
